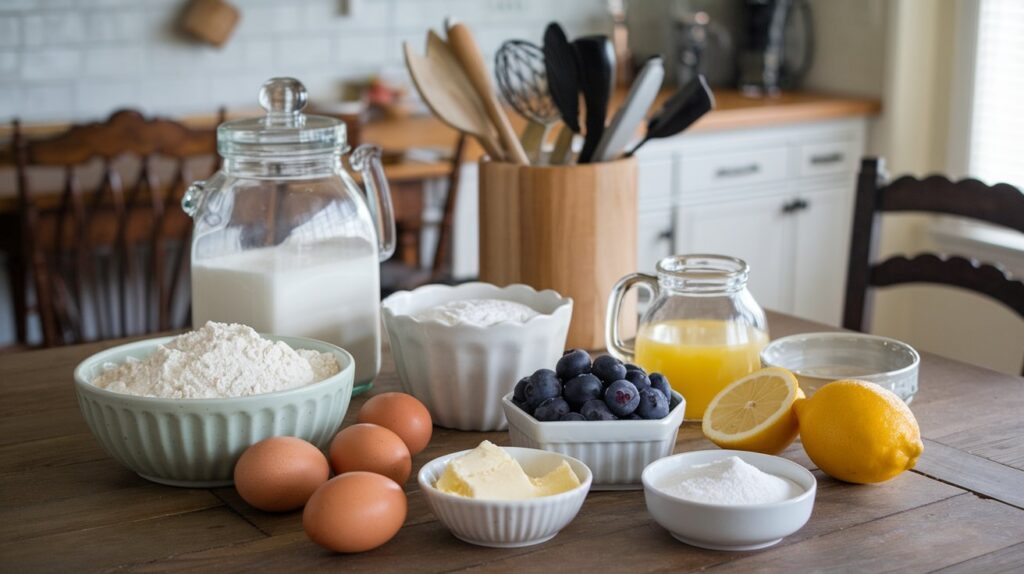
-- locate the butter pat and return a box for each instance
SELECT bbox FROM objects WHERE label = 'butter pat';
[435,441,581,500]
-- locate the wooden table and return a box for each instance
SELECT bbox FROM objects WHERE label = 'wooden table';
[2,311,1021,572]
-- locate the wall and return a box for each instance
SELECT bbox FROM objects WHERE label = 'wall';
[0,0,611,123]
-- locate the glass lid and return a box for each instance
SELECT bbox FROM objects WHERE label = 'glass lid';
[217,77,347,159]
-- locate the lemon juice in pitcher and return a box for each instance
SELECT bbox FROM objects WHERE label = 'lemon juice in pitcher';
[606,255,768,420]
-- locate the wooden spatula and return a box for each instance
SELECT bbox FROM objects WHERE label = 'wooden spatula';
[403,32,504,160]
[446,23,530,165]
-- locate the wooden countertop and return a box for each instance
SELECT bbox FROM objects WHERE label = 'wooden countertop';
[2,310,1021,572]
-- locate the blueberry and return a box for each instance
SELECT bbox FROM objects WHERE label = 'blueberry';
[534,397,570,421]
[524,369,561,409]
[624,370,651,390]
[559,412,586,422]
[604,380,640,417]
[513,376,529,403]
[649,372,672,399]
[512,397,530,412]
[624,363,646,375]
[636,387,670,419]
[592,355,627,384]
[563,373,603,409]
[581,399,618,421]
[556,349,592,381]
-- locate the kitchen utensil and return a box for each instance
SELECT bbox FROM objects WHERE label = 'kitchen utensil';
[447,22,530,165]
[404,32,504,160]
[592,56,665,162]
[642,450,816,551]
[626,74,714,156]
[543,22,581,165]
[381,282,572,431]
[760,332,920,403]
[574,35,615,164]
[606,254,768,420]
[502,390,685,489]
[739,0,813,95]
[418,447,592,548]
[494,40,560,161]
[74,334,354,487]
[183,77,394,394]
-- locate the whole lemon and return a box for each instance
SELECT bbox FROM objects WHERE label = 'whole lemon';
[794,379,923,484]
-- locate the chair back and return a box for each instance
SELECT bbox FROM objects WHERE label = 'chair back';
[843,157,1024,355]
[13,109,222,346]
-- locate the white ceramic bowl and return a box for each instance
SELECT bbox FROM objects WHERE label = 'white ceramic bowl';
[761,332,920,403]
[74,335,354,487]
[642,450,816,551]
[502,391,686,490]
[418,446,592,548]
[381,282,572,431]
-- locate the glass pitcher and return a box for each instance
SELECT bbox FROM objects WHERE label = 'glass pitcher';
[183,77,395,395]
[606,254,768,420]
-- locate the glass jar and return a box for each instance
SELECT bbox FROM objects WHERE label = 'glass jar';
[183,77,395,395]
[606,254,768,420]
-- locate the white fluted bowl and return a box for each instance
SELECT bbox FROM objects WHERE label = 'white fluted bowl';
[381,283,572,431]
[502,391,686,490]
[73,335,354,488]
[418,447,592,547]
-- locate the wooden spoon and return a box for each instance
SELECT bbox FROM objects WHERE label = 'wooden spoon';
[403,32,504,160]
[446,22,530,165]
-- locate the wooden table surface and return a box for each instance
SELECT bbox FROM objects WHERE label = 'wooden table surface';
[2,311,1021,573]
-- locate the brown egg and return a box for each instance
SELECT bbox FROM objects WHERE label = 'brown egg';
[329,423,412,484]
[303,471,407,553]
[357,392,433,455]
[234,436,330,512]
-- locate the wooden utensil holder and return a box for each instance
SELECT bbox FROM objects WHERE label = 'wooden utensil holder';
[479,157,638,349]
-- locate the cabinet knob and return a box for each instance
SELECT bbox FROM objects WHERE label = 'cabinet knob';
[781,198,810,214]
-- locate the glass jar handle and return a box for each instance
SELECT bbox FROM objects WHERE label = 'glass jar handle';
[605,272,660,362]
[181,180,205,217]
[350,144,396,261]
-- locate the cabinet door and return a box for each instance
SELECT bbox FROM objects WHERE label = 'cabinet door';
[675,195,796,314]
[793,186,854,326]
[637,208,674,274]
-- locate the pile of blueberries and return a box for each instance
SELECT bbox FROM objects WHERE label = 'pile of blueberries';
[512,349,674,421]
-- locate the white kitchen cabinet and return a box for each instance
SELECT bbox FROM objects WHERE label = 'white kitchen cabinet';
[450,116,869,326]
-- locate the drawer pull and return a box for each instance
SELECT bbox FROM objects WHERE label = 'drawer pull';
[781,198,810,214]
[714,163,760,178]
[810,152,843,165]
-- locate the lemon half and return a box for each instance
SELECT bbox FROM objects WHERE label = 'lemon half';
[701,367,804,454]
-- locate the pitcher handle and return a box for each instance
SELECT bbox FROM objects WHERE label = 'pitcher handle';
[605,272,659,362]
[350,144,396,261]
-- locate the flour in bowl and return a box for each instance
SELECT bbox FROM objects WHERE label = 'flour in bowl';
[91,322,340,399]
[414,299,540,327]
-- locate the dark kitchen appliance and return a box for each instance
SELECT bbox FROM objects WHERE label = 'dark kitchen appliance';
[738,0,813,96]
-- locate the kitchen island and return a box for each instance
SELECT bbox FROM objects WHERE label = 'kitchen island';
[2,310,1021,572]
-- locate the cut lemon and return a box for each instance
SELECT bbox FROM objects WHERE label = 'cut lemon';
[701,367,803,455]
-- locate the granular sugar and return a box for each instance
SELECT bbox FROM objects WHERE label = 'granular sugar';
[91,322,340,399]
[661,456,802,505]
[414,298,539,327]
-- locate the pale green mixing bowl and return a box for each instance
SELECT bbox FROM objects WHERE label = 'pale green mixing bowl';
[74,334,354,487]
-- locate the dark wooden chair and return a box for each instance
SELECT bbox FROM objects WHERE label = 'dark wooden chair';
[843,157,1024,372]
[381,133,467,295]
[11,109,223,347]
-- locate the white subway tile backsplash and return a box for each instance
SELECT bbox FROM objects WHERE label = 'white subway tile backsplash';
[23,12,85,46]
[0,0,607,121]
[21,47,80,80]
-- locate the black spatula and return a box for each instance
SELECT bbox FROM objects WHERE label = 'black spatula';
[627,74,715,157]
[543,22,580,164]
[573,35,614,164]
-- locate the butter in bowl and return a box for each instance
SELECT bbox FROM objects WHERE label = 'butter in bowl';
[418,441,592,548]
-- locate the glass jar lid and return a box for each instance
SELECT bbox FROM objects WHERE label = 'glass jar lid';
[217,77,347,160]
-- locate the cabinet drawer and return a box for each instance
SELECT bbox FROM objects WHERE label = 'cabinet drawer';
[798,140,858,178]
[637,209,674,274]
[679,147,789,193]
[638,156,674,204]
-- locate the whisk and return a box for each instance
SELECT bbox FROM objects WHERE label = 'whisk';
[494,40,561,162]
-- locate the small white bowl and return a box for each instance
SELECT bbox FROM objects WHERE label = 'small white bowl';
[502,391,686,490]
[418,446,592,548]
[642,450,816,551]
[381,282,572,431]
[74,334,354,487]
[761,332,920,403]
